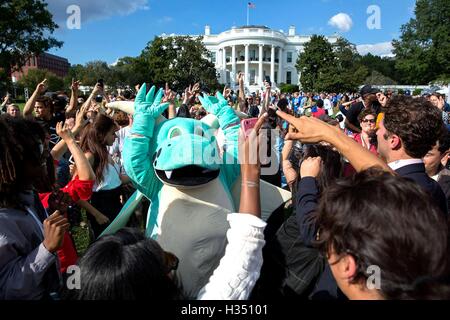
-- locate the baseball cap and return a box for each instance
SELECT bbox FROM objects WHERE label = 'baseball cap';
[360,85,380,97]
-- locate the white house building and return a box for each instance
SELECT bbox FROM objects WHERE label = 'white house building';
[201,25,339,92]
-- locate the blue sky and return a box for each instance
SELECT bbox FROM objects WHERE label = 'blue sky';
[46,0,417,65]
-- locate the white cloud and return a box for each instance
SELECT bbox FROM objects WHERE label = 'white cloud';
[357,42,395,57]
[328,13,353,32]
[45,0,149,27]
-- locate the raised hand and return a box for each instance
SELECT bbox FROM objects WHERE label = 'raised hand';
[36,79,47,94]
[71,79,81,92]
[276,110,337,144]
[223,86,231,99]
[132,83,169,138]
[300,157,322,178]
[198,91,229,115]
[162,83,176,103]
[135,83,169,116]
[191,83,200,94]
[75,103,89,129]
[237,72,244,85]
[56,121,75,142]
[92,83,103,96]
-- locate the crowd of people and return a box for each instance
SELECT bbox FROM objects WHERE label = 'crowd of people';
[0,72,450,300]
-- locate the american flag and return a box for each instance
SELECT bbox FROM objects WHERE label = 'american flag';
[248,2,256,9]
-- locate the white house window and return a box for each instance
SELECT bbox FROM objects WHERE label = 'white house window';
[287,52,293,63]
[250,69,256,84]
[286,71,292,84]
[211,52,216,64]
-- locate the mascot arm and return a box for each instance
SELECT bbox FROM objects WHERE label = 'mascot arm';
[200,93,241,187]
[123,135,162,200]
[123,83,168,198]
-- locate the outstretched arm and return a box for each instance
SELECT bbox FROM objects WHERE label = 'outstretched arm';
[237,73,246,112]
[66,79,80,114]
[123,83,169,199]
[276,111,390,173]
[198,116,267,300]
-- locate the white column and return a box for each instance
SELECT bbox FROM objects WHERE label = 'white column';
[217,49,223,83]
[278,48,283,84]
[244,44,250,87]
[232,45,236,88]
[270,45,275,84]
[259,44,264,86]
[222,47,227,84]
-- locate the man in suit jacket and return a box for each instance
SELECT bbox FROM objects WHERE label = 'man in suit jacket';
[376,95,448,216]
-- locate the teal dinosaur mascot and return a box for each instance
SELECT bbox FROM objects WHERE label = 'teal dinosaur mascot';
[104,83,291,298]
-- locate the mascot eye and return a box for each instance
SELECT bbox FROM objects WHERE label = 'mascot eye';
[168,127,182,139]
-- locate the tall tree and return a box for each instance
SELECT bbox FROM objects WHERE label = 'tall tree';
[296,35,335,92]
[19,68,64,92]
[0,0,62,76]
[139,36,219,92]
[359,53,400,83]
[392,0,450,84]
[330,37,368,92]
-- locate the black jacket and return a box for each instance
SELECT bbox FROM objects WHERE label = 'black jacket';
[395,163,448,217]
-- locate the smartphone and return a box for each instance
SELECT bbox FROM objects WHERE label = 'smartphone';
[97,79,104,88]
[265,76,272,86]
[241,118,259,138]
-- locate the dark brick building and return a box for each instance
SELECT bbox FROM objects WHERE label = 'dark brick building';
[11,52,70,82]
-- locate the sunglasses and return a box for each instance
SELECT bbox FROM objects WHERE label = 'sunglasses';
[362,119,376,124]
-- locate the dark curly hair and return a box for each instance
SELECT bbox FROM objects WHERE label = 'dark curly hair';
[383,96,445,158]
[66,228,182,300]
[0,115,55,209]
[314,168,450,300]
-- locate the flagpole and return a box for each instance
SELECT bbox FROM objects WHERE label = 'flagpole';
[247,5,249,26]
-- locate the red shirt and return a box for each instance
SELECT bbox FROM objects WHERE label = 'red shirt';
[312,108,326,118]
[39,177,94,273]
[353,133,378,155]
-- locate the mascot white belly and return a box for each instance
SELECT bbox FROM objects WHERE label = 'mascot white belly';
[157,179,234,298]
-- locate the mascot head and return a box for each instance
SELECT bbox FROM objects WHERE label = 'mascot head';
[107,100,223,187]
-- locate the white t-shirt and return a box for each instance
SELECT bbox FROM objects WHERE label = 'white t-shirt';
[323,98,333,114]
[93,160,122,192]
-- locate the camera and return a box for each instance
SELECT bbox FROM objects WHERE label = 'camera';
[288,141,304,171]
